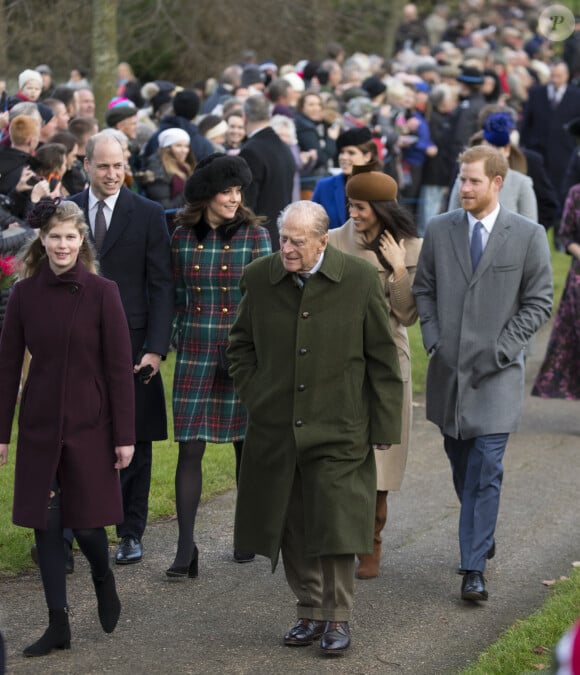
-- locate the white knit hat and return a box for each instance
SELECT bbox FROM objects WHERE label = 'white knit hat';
[282,72,305,93]
[205,119,228,141]
[158,128,190,148]
[18,69,43,90]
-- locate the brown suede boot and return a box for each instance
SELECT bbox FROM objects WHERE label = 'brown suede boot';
[356,491,388,579]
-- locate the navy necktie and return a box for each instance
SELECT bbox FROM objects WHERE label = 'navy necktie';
[470,221,483,272]
[94,201,107,252]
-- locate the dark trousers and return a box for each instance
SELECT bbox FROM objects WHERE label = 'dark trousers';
[116,440,152,541]
[444,433,509,572]
[281,470,355,622]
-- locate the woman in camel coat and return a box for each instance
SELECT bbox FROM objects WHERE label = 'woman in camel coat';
[328,166,421,579]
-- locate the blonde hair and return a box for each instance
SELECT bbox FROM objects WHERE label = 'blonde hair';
[159,145,196,181]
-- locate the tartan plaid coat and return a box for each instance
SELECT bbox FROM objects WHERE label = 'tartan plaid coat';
[171,219,271,442]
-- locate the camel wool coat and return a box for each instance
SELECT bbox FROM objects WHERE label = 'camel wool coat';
[228,246,403,569]
[329,221,422,490]
[0,260,135,529]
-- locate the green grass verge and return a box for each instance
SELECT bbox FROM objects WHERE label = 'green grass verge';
[461,568,580,674]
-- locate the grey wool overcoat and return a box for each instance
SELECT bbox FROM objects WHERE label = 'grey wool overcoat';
[228,245,403,570]
[412,207,553,439]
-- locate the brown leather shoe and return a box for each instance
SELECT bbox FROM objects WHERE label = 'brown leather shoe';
[283,618,325,646]
[320,621,351,655]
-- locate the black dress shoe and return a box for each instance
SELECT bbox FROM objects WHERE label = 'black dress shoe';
[461,571,488,601]
[283,618,325,646]
[320,621,351,655]
[233,550,255,563]
[115,536,142,565]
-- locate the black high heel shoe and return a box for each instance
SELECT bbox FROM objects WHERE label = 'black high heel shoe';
[165,545,199,578]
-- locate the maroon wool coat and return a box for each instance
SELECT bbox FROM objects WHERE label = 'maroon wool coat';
[0,260,135,529]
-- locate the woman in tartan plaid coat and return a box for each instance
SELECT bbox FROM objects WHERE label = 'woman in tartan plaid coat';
[168,153,271,577]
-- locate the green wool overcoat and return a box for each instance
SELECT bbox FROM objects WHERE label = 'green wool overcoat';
[228,245,403,570]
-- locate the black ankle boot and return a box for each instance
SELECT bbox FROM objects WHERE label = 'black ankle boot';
[92,569,121,633]
[23,608,71,657]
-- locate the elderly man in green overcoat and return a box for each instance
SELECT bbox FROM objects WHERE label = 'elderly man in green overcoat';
[228,200,403,656]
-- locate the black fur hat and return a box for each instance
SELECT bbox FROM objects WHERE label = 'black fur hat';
[184,153,253,202]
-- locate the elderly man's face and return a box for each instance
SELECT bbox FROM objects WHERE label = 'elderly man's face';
[279,212,328,273]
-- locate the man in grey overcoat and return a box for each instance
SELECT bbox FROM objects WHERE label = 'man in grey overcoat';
[413,145,553,602]
[228,201,403,655]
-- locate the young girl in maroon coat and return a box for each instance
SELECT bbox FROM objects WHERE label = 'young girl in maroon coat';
[0,199,135,657]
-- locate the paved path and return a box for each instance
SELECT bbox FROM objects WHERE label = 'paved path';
[1,322,579,674]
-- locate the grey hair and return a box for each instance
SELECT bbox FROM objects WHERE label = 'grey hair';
[86,129,125,161]
[429,83,455,109]
[277,201,329,237]
[9,102,41,122]
[242,94,271,123]
[270,114,297,145]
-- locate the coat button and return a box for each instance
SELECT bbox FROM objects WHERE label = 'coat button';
[69,285,78,294]
[195,286,201,292]
[195,307,202,313]
[295,419,303,427]
[221,265,228,271]
[194,265,200,270]
[224,244,231,250]
[299,348,308,355]
[222,307,228,313]
[297,384,306,391]
[301,311,310,319]
[197,244,204,250]
[221,286,228,292]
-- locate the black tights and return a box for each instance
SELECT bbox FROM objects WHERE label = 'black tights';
[172,439,244,567]
[35,505,111,610]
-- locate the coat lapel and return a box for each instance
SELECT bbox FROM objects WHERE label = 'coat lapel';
[448,211,471,283]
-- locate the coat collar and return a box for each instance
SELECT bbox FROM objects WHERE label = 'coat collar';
[39,258,90,287]
[193,218,243,242]
[268,244,345,285]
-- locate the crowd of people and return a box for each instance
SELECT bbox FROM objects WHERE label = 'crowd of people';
[0,0,579,666]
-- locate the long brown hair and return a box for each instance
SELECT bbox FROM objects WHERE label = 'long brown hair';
[365,200,417,272]
[19,199,98,277]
